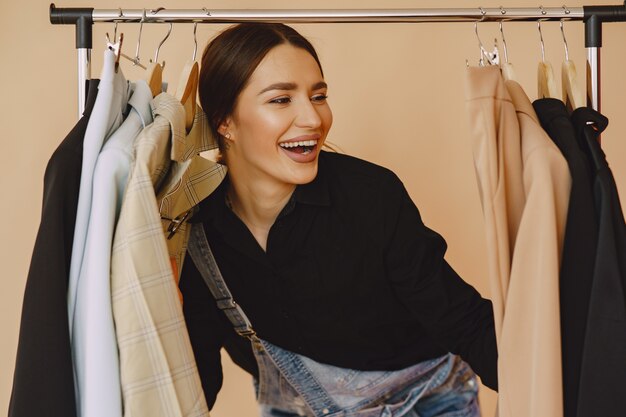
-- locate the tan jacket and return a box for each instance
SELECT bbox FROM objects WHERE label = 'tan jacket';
[500,79,570,417]
[466,67,571,417]
[465,65,525,341]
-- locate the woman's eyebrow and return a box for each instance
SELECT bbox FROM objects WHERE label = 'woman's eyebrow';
[258,82,297,95]
[312,81,328,90]
[258,81,328,95]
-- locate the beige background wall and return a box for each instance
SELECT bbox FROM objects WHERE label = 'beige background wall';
[2,1,625,416]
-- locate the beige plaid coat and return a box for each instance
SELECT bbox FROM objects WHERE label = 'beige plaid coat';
[111,92,226,417]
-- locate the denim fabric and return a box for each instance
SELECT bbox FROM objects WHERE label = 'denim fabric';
[255,341,479,417]
[187,224,480,417]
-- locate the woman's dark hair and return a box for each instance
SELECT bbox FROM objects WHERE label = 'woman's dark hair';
[198,23,324,149]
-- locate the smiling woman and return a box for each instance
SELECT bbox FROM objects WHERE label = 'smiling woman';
[182,22,498,417]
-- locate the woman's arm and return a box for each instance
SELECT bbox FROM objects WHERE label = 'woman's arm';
[382,173,498,390]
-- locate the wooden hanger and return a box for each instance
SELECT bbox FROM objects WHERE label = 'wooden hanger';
[538,61,559,99]
[144,22,173,98]
[175,61,199,132]
[560,22,585,110]
[175,23,200,132]
[537,21,559,99]
[562,60,584,110]
[146,62,163,98]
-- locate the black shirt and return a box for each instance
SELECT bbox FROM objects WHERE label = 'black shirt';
[180,151,498,408]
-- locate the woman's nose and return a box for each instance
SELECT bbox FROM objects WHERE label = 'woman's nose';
[294,99,322,129]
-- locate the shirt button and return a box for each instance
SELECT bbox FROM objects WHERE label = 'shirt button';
[322,408,330,414]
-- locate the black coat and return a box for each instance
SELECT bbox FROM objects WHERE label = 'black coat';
[571,107,626,417]
[9,80,99,417]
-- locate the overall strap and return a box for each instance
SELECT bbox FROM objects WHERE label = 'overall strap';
[186,224,343,417]
[186,223,260,344]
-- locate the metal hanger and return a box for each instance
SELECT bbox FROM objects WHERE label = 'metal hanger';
[192,22,199,62]
[131,9,147,69]
[499,14,517,81]
[473,11,499,67]
[537,9,559,99]
[150,8,172,68]
[105,8,147,71]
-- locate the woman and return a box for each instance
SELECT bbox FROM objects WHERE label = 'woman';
[181,22,497,417]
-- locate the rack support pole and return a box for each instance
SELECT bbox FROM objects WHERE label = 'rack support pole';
[75,15,92,118]
[77,48,91,118]
[585,14,602,112]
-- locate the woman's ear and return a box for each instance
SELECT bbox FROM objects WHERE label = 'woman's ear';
[217,118,232,138]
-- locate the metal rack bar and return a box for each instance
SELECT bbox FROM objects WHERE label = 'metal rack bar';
[49,3,626,117]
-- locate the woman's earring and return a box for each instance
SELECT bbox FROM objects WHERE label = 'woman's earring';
[223,132,232,150]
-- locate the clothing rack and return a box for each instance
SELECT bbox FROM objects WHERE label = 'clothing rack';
[49,3,626,119]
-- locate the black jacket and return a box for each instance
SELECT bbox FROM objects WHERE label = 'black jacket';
[571,107,626,417]
[9,80,99,417]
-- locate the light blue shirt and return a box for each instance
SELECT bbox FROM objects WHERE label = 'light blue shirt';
[67,49,131,417]
[68,49,130,334]
[71,79,154,417]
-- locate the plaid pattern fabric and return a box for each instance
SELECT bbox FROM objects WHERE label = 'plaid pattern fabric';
[111,93,225,417]
[158,109,226,283]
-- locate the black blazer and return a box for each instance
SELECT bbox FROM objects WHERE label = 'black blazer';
[533,99,598,417]
[571,107,626,417]
[9,80,99,417]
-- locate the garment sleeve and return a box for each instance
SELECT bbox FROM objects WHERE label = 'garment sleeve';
[179,250,228,409]
[382,174,498,390]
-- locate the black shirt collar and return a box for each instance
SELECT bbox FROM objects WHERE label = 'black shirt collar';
[193,151,332,227]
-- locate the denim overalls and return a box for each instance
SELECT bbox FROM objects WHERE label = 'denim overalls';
[187,224,480,417]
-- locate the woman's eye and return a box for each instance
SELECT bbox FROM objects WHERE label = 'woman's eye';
[269,97,291,104]
[312,94,328,103]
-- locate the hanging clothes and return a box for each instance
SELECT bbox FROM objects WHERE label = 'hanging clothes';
[72,79,154,417]
[158,110,226,286]
[532,98,598,417]
[110,92,225,417]
[465,66,570,417]
[571,108,626,417]
[499,79,570,417]
[464,65,525,341]
[67,48,130,340]
[9,79,99,417]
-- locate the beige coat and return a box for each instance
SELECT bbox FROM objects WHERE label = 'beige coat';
[466,67,571,417]
[500,79,570,417]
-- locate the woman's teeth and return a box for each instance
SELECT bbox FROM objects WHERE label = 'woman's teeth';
[279,140,317,149]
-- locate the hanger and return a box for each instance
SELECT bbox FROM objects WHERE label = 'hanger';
[175,22,200,132]
[470,14,499,67]
[537,18,559,99]
[144,10,172,98]
[146,22,172,98]
[560,19,585,110]
[105,9,148,72]
[499,19,517,81]
[105,20,124,73]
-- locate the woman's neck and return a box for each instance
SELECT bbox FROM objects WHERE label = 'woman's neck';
[226,177,295,251]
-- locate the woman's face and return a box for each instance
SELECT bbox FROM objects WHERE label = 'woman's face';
[222,43,333,188]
